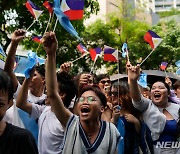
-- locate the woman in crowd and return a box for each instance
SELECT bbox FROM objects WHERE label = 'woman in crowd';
[127,63,180,154]
[43,31,120,153]
[111,81,153,154]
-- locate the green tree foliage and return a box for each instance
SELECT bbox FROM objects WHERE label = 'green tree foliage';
[82,15,179,74]
[83,14,150,74]
[0,0,99,74]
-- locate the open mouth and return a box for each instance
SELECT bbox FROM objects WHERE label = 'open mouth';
[80,106,90,115]
[81,107,90,113]
[154,93,161,99]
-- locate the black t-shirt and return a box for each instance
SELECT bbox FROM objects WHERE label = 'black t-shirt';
[0,123,38,154]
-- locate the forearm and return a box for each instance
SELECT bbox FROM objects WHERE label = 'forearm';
[46,53,71,127]
[16,79,32,114]
[129,79,141,102]
[46,54,58,95]
[4,41,19,92]
[4,41,18,73]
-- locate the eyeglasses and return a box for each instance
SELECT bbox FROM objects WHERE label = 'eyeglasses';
[110,91,119,97]
[99,80,111,84]
[78,96,98,104]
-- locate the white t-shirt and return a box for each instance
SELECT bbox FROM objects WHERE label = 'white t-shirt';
[4,82,46,126]
[31,104,64,154]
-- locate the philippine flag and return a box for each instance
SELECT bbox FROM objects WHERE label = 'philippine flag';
[160,62,168,70]
[26,0,43,20]
[77,43,87,55]
[32,36,42,43]
[89,48,101,61]
[60,0,84,20]
[144,30,163,49]
[103,46,118,62]
[43,1,54,14]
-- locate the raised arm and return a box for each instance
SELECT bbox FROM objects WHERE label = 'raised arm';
[16,69,34,114]
[4,29,26,92]
[126,63,141,102]
[42,32,72,127]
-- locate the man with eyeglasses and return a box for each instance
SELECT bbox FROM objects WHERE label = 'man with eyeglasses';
[96,74,111,95]
[95,74,112,122]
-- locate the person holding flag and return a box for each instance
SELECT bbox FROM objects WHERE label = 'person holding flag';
[127,63,180,153]
[3,29,46,144]
[43,31,120,154]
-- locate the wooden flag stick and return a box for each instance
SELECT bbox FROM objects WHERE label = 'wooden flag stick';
[44,13,52,34]
[70,53,89,64]
[53,18,58,32]
[117,48,120,106]
[139,49,155,66]
[126,49,130,63]
[90,55,99,74]
[26,20,36,31]
[164,70,168,77]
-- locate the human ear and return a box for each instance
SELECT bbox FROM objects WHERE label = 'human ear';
[100,106,105,113]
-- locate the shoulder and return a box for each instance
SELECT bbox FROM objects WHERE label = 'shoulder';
[105,121,120,136]
[7,123,34,139]
[65,114,78,130]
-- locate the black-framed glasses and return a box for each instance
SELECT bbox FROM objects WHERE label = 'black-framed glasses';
[110,91,118,97]
[78,96,98,104]
[100,80,111,84]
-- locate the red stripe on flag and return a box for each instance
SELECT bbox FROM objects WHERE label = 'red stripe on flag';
[144,32,154,49]
[26,1,35,18]
[104,54,117,62]
[64,10,84,20]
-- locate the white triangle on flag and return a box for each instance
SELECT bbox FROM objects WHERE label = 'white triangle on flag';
[60,0,70,12]
[112,50,118,61]
[33,9,43,20]
[152,38,163,49]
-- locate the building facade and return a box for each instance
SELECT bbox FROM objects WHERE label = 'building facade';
[85,0,160,26]
[152,0,180,12]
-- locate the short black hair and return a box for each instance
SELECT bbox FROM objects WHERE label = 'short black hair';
[173,80,180,90]
[57,72,77,108]
[79,85,107,107]
[35,64,45,77]
[0,70,13,100]
[95,74,110,84]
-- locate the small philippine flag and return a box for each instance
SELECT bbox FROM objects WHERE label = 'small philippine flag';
[89,48,101,61]
[77,43,87,55]
[160,62,168,70]
[144,30,163,49]
[26,0,43,20]
[103,45,118,62]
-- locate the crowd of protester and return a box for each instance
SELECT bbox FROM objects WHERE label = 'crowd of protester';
[0,29,180,154]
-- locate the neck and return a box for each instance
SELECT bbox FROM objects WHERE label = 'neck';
[31,86,44,97]
[80,118,100,136]
[0,121,6,136]
[158,101,170,108]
